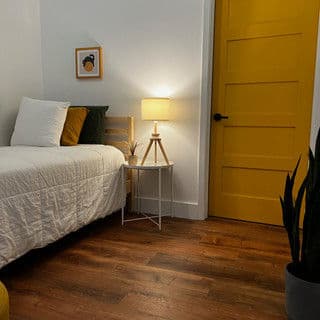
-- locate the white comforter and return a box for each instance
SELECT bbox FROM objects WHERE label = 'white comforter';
[0,145,125,268]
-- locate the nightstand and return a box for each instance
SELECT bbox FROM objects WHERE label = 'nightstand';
[121,161,174,230]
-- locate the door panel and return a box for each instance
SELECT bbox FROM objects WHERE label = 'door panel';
[225,82,299,114]
[209,0,320,225]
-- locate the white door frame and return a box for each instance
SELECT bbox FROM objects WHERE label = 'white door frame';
[311,15,320,151]
[197,0,215,220]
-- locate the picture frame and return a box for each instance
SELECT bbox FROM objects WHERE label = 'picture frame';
[75,47,103,79]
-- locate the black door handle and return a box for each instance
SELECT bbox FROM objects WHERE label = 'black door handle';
[213,113,229,121]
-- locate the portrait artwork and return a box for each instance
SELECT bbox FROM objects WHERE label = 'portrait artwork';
[75,47,102,79]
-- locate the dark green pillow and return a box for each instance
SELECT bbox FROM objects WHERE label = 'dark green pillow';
[75,106,109,144]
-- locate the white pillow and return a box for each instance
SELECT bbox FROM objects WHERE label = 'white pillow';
[11,97,70,147]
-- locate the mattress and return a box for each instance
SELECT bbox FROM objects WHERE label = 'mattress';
[0,145,125,268]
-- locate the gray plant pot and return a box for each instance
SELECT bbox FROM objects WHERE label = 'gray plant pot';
[285,263,320,320]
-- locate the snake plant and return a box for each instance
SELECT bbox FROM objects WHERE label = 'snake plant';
[280,129,320,282]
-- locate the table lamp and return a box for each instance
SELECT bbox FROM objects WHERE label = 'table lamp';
[141,98,170,165]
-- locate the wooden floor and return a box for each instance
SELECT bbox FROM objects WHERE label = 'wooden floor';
[0,214,290,320]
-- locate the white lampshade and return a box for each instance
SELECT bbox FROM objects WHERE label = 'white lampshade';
[141,98,170,121]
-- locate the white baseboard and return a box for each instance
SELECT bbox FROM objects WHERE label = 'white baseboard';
[133,197,203,220]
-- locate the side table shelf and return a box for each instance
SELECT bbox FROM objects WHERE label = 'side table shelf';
[121,161,174,230]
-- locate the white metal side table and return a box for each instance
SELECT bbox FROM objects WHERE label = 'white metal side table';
[121,161,174,230]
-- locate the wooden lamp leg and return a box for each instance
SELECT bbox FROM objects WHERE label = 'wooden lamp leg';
[141,139,170,165]
[141,139,154,165]
[158,140,170,165]
[155,140,157,163]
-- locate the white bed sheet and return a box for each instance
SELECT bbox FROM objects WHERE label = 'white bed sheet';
[0,145,125,268]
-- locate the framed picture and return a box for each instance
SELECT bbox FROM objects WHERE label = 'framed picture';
[75,47,103,79]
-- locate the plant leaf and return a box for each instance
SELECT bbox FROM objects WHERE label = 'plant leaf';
[292,176,307,263]
[291,156,301,186]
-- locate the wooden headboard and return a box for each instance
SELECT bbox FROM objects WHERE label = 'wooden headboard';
[104,116,134,199]
[104,116,134,160]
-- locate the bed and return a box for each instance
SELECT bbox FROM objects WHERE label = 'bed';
[0,116,134,269]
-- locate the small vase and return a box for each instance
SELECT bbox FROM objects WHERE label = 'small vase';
[128,155,138,166]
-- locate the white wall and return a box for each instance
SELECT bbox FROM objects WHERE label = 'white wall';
[40,0,206,219]
[0,0,43,145]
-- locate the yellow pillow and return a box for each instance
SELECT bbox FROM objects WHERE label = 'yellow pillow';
[61,107,89,146]
[0,281,9,320]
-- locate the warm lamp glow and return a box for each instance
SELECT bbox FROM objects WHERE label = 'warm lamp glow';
[141,98,170,121]
[140,97,171,165]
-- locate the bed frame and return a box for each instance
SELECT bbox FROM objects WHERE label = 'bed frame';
[104,116,134,160]
[104,116,134,195]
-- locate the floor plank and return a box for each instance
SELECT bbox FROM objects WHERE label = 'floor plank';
[0,214,289,319]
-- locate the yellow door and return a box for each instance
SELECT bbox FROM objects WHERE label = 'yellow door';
[209,0,320,225]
